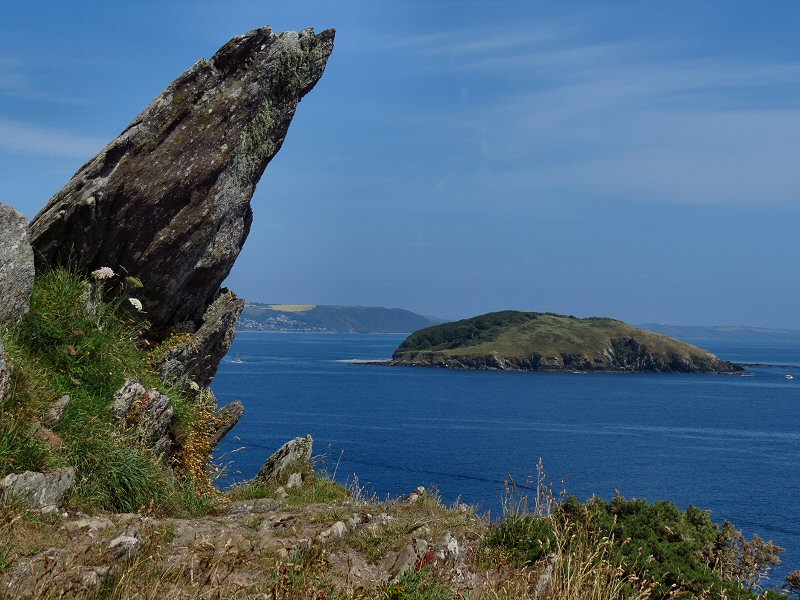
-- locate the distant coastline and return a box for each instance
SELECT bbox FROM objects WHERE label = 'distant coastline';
[237,303,443,333]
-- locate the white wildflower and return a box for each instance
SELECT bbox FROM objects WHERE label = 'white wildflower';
[128,298,143,311]
[91,266,116,280]
[188,381,200,391]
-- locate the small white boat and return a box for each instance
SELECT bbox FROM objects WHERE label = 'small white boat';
[232,355,244,364]
[786,374,794,380]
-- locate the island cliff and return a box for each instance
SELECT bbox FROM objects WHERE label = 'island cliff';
[391,310,744,374]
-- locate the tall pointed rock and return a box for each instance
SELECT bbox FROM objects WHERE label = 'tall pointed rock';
[30,27,334,333]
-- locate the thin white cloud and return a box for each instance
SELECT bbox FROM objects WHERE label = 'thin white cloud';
[387,27,800,207]
[0,119,106,159]
[0,55,92,105]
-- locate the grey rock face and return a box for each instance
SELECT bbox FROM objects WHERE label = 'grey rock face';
[0,467,75,511]
[212,400,244,445]
[111,378,147,422]
[0,340,10,403]
[107,534,142,560]
[7,545,110,597]
[255,434,313,484]
[155,289,244,386]
[111,377,174,458]
[0,202,35,326]
[318,520,347,544]
[286,472,302,489]
[30,27,335,335]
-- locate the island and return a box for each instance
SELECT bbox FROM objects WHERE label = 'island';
[388,310,744,373]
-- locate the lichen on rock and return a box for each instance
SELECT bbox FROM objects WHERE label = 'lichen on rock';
[29,26,335,381]
[0,202,35,326]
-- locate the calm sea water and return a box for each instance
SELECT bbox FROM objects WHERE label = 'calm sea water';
[212,333,800,581]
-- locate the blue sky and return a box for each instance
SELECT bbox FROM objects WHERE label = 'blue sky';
[1,1,799,327]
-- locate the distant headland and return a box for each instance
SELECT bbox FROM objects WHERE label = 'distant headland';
[237,303,443,333]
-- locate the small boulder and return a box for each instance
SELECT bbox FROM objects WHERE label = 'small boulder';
[286,472,302,489]
[42,394,70,428]
[108,534,142,560]
[111,378,174,458]
[255,434,313,484]
[401,485,426,504]
[381,544,417,579]
[0,467,75,511]
[65,517,114,536]
[318,521,347,544]
[0,202,34,326]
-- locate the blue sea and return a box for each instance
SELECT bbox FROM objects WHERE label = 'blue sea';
[212,333,800,582]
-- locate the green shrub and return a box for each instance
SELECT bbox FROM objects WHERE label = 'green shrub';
[487,491,785,599]
[484,513,555,566]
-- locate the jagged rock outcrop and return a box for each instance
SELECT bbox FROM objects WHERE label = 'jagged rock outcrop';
[0,341,10,403]
[0,202,35,326]
[0,468,75,511]
[111,378,174,459]
[29,26,334,379]
[255,435,313,484]
[212,400,244,445]
[155,289,244,387]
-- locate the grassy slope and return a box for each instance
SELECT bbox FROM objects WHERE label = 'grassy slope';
[0,270,215,515]
[394,310,719,363]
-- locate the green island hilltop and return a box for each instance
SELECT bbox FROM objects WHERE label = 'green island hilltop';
[391,310,744,374]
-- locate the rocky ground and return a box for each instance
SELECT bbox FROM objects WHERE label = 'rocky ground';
[2,484,518,599]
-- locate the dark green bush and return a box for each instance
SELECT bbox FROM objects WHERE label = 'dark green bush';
[484,513,555,566]
[486,493,784,599]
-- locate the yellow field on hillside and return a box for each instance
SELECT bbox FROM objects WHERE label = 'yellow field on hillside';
[267,304,316,312]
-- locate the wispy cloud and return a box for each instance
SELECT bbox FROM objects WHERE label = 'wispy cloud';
[396,28,568,55]
[390,25,800,207]
[0,55,92,105]
[0,119,105,158]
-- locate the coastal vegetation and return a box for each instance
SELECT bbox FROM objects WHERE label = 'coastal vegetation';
[1,271,792,598]
[392,310,743,373]
[0,269,217,515]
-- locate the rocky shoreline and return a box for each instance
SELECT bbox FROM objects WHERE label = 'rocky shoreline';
[360,356,747,374]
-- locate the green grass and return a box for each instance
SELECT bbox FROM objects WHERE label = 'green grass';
[0,269,215,515]
[377,567,455,600]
